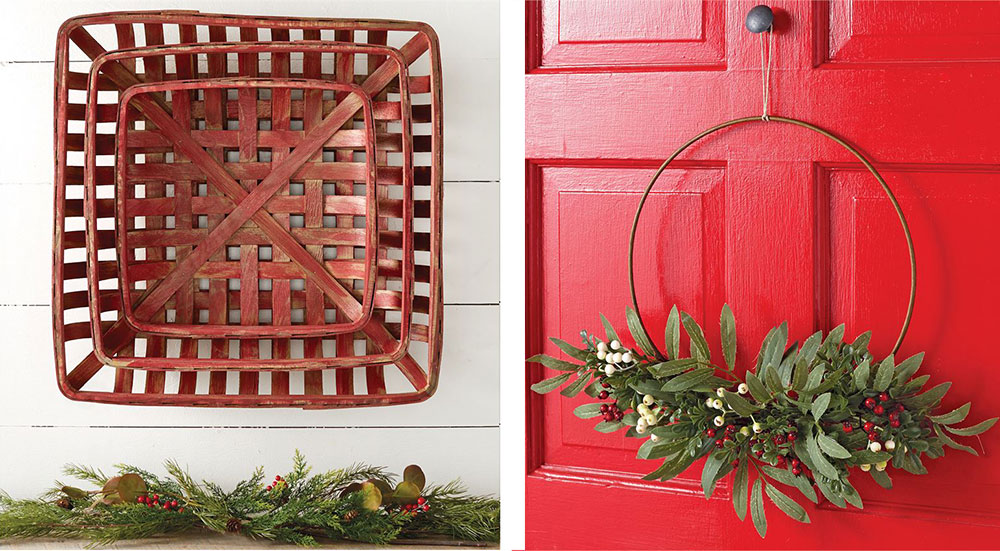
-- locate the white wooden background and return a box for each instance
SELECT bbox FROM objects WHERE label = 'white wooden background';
[0,0,499,498]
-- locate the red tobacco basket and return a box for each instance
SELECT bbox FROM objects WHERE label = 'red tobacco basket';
[52,12,443,408]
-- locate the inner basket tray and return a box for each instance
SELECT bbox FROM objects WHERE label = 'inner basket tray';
[53,12,443,408]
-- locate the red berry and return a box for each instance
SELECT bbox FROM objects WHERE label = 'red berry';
[864,398,876,409]
[615,411,624,421]
[889,411,899,420]
[171,501,178,508]
[723,435,732,442]
[774,435,785,445]
[705,428,716,437]
[792,467,802,476]
[732,459,740,467]
[137,496,145,504]
[790,458,800,467]
[863,421,875,432]
[868,432,878,441]
[602,414,612,422]
[163,503,170,510]
[873,405,885,415]
[879,392,889,402]
[896,404,905,413]
[598,391,609,399]
[601,382,611,389]
[755,449,764,457]
[787,432,797,442]
[152,494,159,501]
[787,390,798,400]
[422,504,430,512]
[266,485,272,491]
[715,440,724,448]
[776,457,786,468]
[275,475,282,481]
[147,502,154,508]
[600,404,610,414]
[179,508,185,513]
[417,497,426,505]
[890,419,901,428]
[842,422,853,432]
[725,424,735,433]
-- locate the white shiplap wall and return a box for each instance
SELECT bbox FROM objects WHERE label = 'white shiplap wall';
[0,0,498,498]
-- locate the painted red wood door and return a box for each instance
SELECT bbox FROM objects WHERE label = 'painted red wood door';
[525,1,1000,548]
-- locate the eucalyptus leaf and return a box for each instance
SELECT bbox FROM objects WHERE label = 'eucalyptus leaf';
[806,429,839,479]
[816,432,852,459]
[594,420,626,433]
[648,358,699,378]
[902,382,951,409]
[945,417,998,437]
[930,402,971,425]
[893,352,925,384]
[665,306,680,360]
[723,390,760,417]
[661,367,714,392]
[600,313,619,344]
[873,355,895,392]
[745,372,771,403]
[560,375,591,397]
[852,359,870,391]
[750,478,767,538]
[798,332,822,365]
[701,452,726,499]
[721,304,737,369]
[550,338,589,361]
[811,393,831,421]
[626,307,659,358]
[733,460,749,521]
[526,355,580,372]
[530,373,571,394]
[681,312,711,361]
[765,483,810,524]
[935,424,978,455]
[869,469,892,489]
[573,402,604,419]
[815,476,846,508]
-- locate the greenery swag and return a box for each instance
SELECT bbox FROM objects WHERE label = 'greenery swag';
[530,305,995,537]
[0,452,499,546]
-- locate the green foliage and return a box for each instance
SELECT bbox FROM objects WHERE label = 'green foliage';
[529,303,995,538]
[0,453,498,547]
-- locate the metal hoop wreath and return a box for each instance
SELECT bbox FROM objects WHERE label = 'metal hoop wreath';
[627,116,916,357]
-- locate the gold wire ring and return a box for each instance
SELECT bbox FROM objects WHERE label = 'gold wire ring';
[627,116,916,357]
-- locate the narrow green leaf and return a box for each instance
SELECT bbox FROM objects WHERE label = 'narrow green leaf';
[745,372,771,403]
[817,432,852,459]
[550,337,589,361]
[756,327,776,372]
[765,483,810,524]
[594,420,625,433]
[763,365,784,394]
[815,476,846,508]
[869,469,892,489]
[723,390,760,417]
[902,382,951,409]
[560,375,592,397]
[804,365,826,392]
[599,313,619,344]
[721,304,737,370]
[840,478,863,509]
[762,466,817,503]
[893,352,925,384]
[637,438,688,460]
[873,355,895,392]
[701,453,726,499]
[851,331,872,353]
[733,460,749,521]
[626,307,659,358]
[852,359,870,391]
[851,450,892,464]
[573,402,604,419]
[806,429,839,479]
[530,373,571,393]
[661,367,714,392]
[945,417,998,437]
[930,402,971,425]
[526,354,580,371]
[935,424,978,455]
[762,322,788,371]
[750,478,767,538]
[811,393,832,421]
[680,311,711,361]
[822,324,845,351]
[665,306,680,360]
[648,358,699,378]
[798,332,822,365]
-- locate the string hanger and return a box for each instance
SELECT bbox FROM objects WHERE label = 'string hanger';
[745,5,775,121]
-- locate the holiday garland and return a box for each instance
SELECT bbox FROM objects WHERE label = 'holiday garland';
[530,305,996,537]
[0,452,499,546]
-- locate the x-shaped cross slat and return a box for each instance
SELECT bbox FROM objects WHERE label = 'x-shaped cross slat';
[70,29,428,390]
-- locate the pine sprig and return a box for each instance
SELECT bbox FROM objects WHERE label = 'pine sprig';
[530,304,996,537]
[0,455,498,547]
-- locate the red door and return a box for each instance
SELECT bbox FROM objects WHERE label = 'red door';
[526,1,1000,548]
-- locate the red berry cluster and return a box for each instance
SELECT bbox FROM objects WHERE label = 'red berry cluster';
[266,474,283,492]
[600,402,624,423]
[855,393,906,443]
[401,496,430,516]
[136,494,183,513]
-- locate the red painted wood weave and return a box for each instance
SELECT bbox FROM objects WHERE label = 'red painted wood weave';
[52,12,443,408]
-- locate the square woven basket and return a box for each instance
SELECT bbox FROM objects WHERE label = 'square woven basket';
[53,12,443,408]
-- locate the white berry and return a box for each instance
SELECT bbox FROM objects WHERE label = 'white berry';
[636,424,647,434]
[713,415,725,427]
[737,383,748,395]
[611,352,622,364]
[650,433,661,442]
[604,365,616,377]
[869,441,882,453]
[712,399,724,410]
[637,417,648,429]
[621,352,633,363]
[597,342,607,353]
[610,340,620,351]
[596,350,606,360]
[716,387,725,398]
[885,440,896,451]
[637,404,650,416]
[860,464,871,472]
[643,394,655,406]
[740,426,751,437]
[704,397,714,407]
[752,422,763,434]
[875,460,888,472]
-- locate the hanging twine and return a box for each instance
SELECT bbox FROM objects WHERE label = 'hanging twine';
[759,28,774,121]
